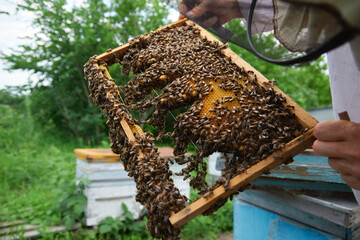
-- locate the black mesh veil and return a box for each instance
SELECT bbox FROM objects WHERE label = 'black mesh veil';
[162,0,359,65]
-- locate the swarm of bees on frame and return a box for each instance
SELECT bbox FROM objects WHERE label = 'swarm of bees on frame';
[84,22,307,239]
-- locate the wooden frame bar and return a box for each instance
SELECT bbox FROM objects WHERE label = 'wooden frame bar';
[96,19,188,63]
[90,18,318,229]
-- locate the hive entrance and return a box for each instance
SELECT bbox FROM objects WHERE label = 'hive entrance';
[84,19,317,239]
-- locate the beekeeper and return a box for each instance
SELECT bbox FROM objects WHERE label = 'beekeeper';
[179,0,360,200]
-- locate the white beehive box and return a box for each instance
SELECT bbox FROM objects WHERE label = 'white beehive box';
[74,148,190,226]
[208,152,224,185]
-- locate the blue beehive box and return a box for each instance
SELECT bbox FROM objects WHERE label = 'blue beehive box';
[209,149,352,195]
[234,190,360,240]
[251,149,352,195]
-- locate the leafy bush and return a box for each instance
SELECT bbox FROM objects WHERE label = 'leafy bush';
[181,200,233,240]
[0,88,25,106]
[97,203,150,240]
[52,179,88,229]
[0,90,83,225]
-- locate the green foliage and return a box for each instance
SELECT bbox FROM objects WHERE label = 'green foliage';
[39,229,97,240]
[0,89,82,226]
[0,88,25,106]
[225,19,332,110]
[52,179,88,229]
[2,0,169,144]
[181,200,233,240]
[97,204,150,240]
[0,96,233,239]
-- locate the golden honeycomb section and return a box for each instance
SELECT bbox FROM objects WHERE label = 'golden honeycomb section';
[131,124,144,135]
[201,81,237,114]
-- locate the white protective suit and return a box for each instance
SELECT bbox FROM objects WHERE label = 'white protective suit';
[237,0,360,203]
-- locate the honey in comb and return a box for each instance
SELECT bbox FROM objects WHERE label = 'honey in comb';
[85,21,306,239]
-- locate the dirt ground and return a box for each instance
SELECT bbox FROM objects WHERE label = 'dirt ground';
[217,233,233,240]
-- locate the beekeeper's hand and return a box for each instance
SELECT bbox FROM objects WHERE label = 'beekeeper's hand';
[178,0,242,27]
[313,120,360,190]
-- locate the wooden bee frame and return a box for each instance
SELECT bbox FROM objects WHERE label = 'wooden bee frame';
[90,18,318,229]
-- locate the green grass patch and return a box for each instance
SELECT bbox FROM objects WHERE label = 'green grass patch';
[0,101,233,239]
[0,103,82,225]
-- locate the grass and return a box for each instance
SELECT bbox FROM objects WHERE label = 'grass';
[0,104,81,225]
[0,102,233,239]
[181,199,233,240]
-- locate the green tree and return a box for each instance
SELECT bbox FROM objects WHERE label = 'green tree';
[0,88,25,107]
[3,0,169,144]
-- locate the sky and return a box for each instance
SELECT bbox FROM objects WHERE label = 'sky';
[0,0,179,90]
[0,0,37,89]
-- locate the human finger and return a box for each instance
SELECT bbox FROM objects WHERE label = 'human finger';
[341,174,360,190]
[328,157,360,190]
[312,140,360,160]
[199,15,218,28]
[186,1,208,19]
[178,2,189,15]
[314,120,353,141]
[313,140,343,158]
[328,157,352,175]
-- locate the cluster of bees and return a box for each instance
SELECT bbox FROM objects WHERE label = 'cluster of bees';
[85,57,187,239]
[84,22,306,239]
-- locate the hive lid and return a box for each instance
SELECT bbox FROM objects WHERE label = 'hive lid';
[74,147,181,163]
[74,149,120,163]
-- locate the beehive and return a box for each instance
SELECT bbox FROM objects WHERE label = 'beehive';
[74,148,190,226]
[84,18,318,239]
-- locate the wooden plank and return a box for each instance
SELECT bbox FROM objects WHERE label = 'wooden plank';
[74,147,187,165]
[339,111,350,121]
[0,223,81,240]
[0,225,40,236]
[96,19,188,63]
[259,167,342,183]
[74,147,186,162]
[169,128,315,228]
[260,154,343,183]
[99,64,142,142]
[0,221,23,229]
[74,148,120,162]
[120,119,135,142]
[96,64,143,159]
[252,178,352,196]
